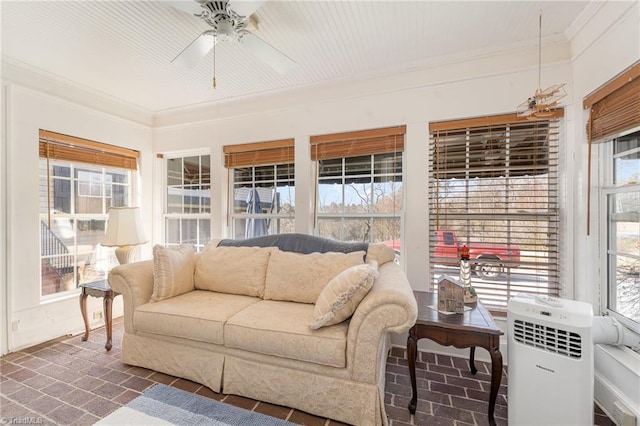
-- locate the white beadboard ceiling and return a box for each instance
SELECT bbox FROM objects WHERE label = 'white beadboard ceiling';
[1,0,592,113]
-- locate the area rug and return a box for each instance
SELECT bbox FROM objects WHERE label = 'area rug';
[96,384,297,425]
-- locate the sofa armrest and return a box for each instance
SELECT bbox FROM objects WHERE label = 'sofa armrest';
[347,262,417,383]
[108,260,154,334]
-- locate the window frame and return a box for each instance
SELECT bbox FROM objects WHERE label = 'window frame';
[224,139,295,240]
[228,163,296,239]
[314,152,404,249]
[599,128,640,333]
[311,127,405,254]
[162,151,212,251]
[428,112,562,313]
[39,160,133,299]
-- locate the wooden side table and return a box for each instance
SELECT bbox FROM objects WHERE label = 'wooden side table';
[407,291,504,426]
[79,280,120,351]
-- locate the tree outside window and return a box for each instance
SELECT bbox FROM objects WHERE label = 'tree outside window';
[312,127,405,261]
[317,153,402,245]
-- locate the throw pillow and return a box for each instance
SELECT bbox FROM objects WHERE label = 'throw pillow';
[264,249,366,304]
[194,245,271,298]
[150,244,196,302]
[366,242,396,266]
[309,261,379,330]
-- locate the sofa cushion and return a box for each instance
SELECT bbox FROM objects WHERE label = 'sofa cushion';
[150,244,195,302]
[264,249,365,304]
[225,300,349,368]
[309,261,379,330]
[194,246,271,298]
[134,291,260,345]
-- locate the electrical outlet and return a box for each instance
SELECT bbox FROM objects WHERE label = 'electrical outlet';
[613,401,636,426]
[11,320,19,331]
[92,311,103,320]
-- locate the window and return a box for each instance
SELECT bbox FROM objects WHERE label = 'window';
[311,126,404,248]
[39,130,138,297]
[585,62,640,331]
[429,112,562,312]
[164,154,211,251]
[602,131,640,330]
[224,139,295,239]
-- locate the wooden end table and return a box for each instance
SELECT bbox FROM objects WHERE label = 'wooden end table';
[79,280,120,351]
[407,291,504,426]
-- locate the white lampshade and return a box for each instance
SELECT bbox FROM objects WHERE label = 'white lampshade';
[103,207,148,248]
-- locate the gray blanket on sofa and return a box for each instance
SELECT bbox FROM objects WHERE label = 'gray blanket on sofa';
[217,233,368,255]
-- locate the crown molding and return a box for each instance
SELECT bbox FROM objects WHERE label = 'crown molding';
[1,57,153,127]
[568,1,638,63]
[154,39,572,129]
[565,1,607,41]
[1,36,572,131]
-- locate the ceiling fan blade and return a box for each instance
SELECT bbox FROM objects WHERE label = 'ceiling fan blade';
[163,0,204,17]
[230,1,266,18]
[172,31,215,68]
[239,32,296,74]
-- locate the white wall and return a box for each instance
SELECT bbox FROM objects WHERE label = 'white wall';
[569,1,640,422]
[2,84,153,351]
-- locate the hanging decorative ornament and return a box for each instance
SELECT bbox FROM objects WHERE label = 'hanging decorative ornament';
[459,245,477,304]
[516,10,567,119]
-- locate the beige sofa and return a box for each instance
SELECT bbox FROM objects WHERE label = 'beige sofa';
[109,234,417,426]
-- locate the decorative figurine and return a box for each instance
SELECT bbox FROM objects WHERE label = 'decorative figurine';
[459,245,477,303]
[437,275,465,314]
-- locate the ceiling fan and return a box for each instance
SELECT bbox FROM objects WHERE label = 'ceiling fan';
[516,11,567,119]
[167,0,296,78]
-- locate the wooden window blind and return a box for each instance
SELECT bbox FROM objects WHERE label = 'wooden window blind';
[223,139,294,168]
[582,61,639,234]
[39,130,139,170]
[429,112,562,313]
[310,125,406,161]
[584,60,640,143]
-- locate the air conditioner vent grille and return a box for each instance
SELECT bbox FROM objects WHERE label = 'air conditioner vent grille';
[513,319,582,358]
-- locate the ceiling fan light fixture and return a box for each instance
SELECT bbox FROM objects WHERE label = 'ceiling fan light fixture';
[170,0,296,76]
[216,18,234,42]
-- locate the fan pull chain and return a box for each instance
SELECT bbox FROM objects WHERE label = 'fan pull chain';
[212,38,217,89]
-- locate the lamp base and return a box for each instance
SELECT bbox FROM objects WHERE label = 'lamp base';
[115,246,136,264]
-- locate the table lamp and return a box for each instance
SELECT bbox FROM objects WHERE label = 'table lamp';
[102,206,148,264]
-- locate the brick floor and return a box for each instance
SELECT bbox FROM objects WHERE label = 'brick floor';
[0,318,615,425]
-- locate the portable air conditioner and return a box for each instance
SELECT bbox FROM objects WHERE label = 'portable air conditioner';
[508,294,594,425]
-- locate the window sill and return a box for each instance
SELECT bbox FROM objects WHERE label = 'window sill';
[596,343,640,371]
[40,288,81,305]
